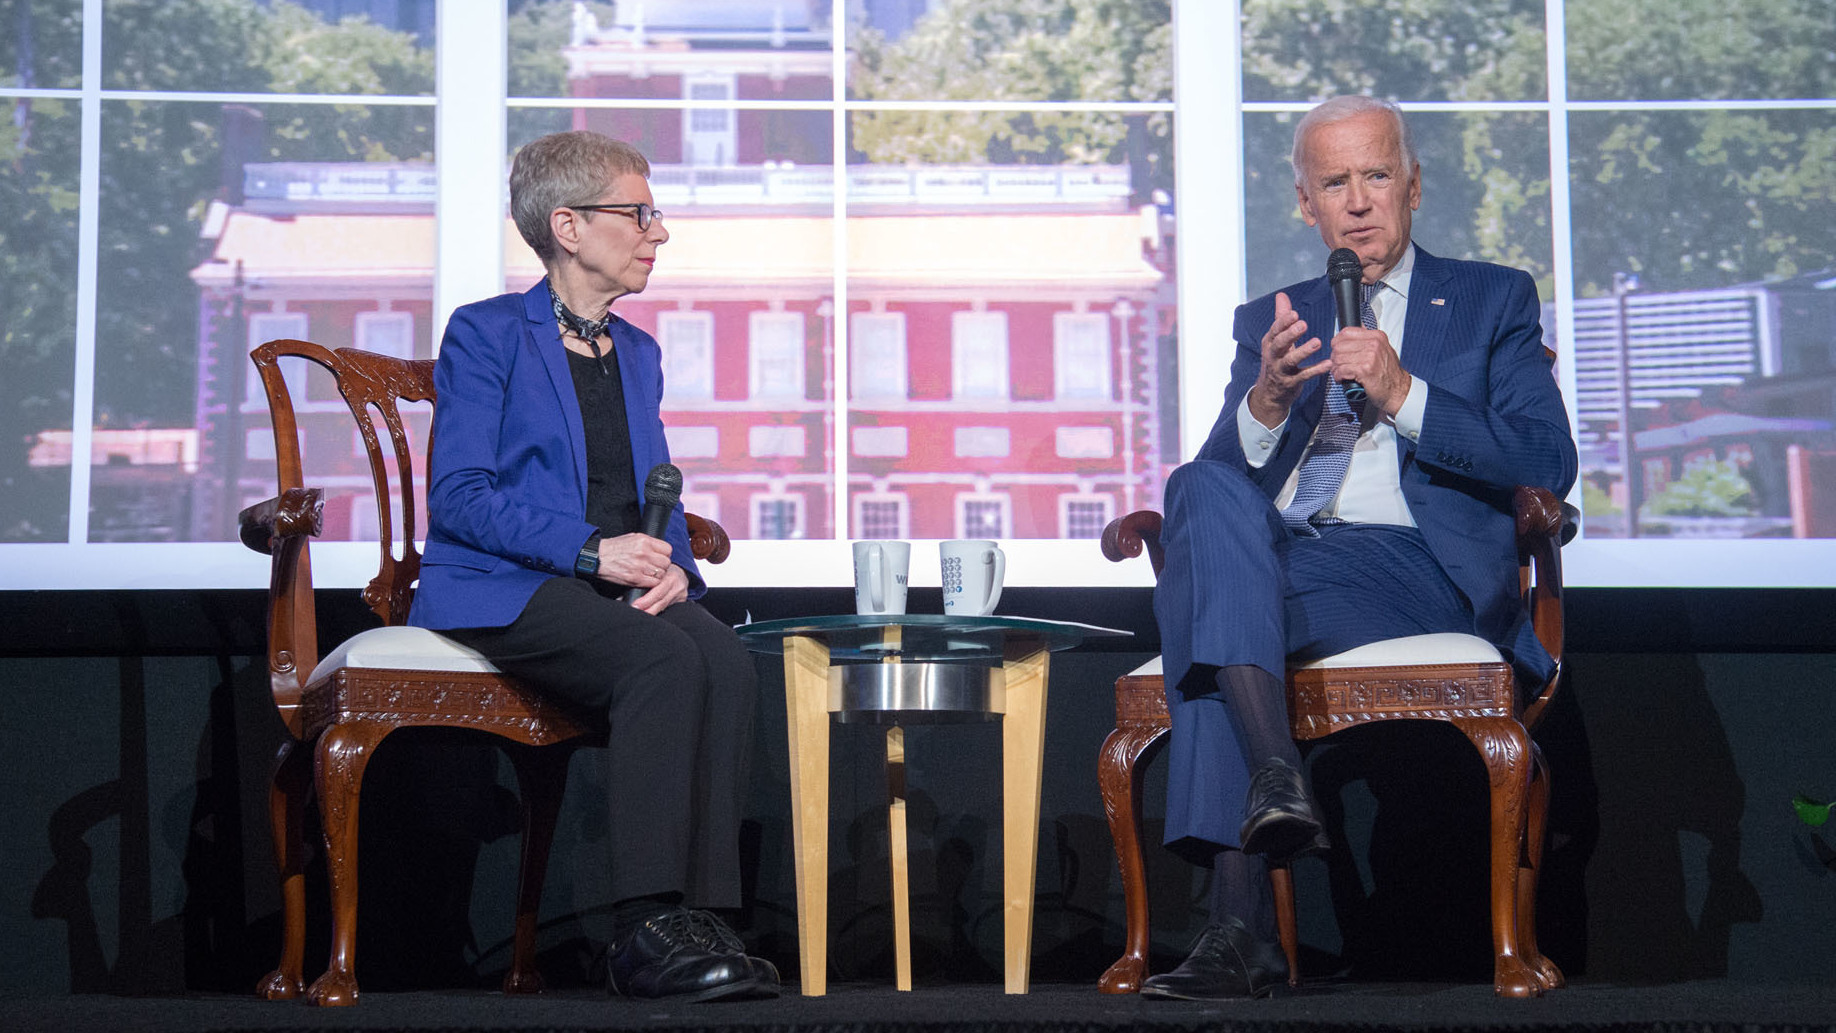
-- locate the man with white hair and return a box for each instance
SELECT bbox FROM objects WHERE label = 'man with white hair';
[1142,96,1577,999]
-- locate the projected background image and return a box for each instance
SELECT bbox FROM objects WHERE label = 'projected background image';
[2,0,1832,588]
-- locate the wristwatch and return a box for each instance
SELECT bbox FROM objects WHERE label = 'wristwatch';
[574,534,602,578]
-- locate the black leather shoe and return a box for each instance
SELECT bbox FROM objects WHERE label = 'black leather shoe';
[606,907,777,1002]
[1238,758,1328,862]
[1140,916,1288,1000]
[687,909,782,992]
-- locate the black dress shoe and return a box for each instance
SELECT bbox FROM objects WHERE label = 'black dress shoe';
[606,907,777,1002]
[686,909,782,992]
[1238,758,1328,862]
[1140,916,1288,1000]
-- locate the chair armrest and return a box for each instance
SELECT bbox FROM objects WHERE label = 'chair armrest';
[1101,510,1165,579]
[686,513,731,565]
[238,487,324,739]
[1513,486,1578,548]
[238,488,325,555]
[1513,486,1578,730]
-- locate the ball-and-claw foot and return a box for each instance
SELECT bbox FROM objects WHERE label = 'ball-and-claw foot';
[305,970,360,1007]
[502,967,546,994]
[1531,953,1565,991]
[255,970,301,1000]
[1493,955,1543,998]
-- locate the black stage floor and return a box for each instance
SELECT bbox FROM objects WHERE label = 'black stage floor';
[5,980,1833,1033]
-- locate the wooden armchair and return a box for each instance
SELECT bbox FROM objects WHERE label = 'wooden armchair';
[1095,486,1577,998]
[239,339,730,1006]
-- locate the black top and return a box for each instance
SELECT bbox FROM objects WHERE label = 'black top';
[566,346,641,539]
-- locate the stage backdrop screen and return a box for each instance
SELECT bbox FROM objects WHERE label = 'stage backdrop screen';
[2,0,1832,591]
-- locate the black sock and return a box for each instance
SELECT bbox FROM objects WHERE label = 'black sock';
[612,892,682,936]
[1208,847,1275,942]
[1214,664,1303,771]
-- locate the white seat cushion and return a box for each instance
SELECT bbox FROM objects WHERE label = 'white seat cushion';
[308,626,502,684]
[1126,656,1163,679]
[1295,632,1500,669]
[1126,633,1499,682]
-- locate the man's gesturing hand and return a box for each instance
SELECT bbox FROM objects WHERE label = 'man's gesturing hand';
[1247,292,1331,427]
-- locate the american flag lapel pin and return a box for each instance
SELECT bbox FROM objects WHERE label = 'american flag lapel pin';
[1431,298,1446,306]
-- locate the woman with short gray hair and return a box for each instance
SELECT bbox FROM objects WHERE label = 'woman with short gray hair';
[411,131,775,1002]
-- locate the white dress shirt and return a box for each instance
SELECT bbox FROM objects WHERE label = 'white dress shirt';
[1237,244,1431,527]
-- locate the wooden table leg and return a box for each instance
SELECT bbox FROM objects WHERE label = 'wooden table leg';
[783,634,831,997]
[1000,636,1049,994]
[887,724,912,991]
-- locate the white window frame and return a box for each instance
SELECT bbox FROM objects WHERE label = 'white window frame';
[749,311,806,400]
[951,311,1010,401]
[355,309,415,359]
[657,310,716,402]
[683,73,738,167]
[850,311,908,399]
[245,311,310,410]
[1058,493,1116,539]
[956,492,1012,539]
[751,493,806,540]
[853,492,910,539]
[1053,311,1112,400]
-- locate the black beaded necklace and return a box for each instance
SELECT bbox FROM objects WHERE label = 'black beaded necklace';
[548,281,613,374]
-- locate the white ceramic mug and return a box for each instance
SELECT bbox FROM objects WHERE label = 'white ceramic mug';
[940,539,1005,617]
[852,540,911,616]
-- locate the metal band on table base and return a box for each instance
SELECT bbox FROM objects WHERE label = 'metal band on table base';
[828,663,1003,723]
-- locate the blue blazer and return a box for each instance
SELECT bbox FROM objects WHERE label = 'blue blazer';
[1195,246,1577,675]
[409,278,703,632]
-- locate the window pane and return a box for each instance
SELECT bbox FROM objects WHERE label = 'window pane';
[510,0,834,103]
[98,99,436,543]
[1240,0,1546,103]
[1567,0,1836,102]
[103,0,434,94]
[847,0,1170,105]
[1566,109,1836,540]
[843,111,1174,540]
[3,1,83,89]
[850,311,907,398]
[0,94,78,541]
[1244,110,1553,301]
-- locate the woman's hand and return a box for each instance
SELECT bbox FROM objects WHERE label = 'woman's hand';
[626,562,689,615]
[593,532,674,596]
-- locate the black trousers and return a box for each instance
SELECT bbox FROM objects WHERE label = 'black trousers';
[444,576,758,908]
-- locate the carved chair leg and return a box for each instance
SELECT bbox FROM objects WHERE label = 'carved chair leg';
[1268,862,1301,987]
[306,721,392,1007]
[256,739,313,999]
[1454,715,1540,998]
[1519,744,1564,990]
[1098,722,1168,993]
[503,742,574,995]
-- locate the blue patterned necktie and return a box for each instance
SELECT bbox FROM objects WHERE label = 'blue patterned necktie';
[1280,282,1378,536]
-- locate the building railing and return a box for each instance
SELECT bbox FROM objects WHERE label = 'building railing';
[242,162,1133,209]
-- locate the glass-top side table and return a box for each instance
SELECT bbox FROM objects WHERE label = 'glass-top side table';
[736,614,1128,995]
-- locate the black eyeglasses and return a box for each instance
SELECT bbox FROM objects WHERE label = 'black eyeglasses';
[569,202,663,231]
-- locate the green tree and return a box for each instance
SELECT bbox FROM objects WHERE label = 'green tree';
[507,0,618,148]
[1559,0,1836,294]
[1,1,84,539]
[0,0,432,540]
[94,0,432,433]
[848,0,1172,196]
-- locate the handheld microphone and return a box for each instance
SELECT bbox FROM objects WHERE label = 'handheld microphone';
[1326,247,1368,404]
[624,462,683,604]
